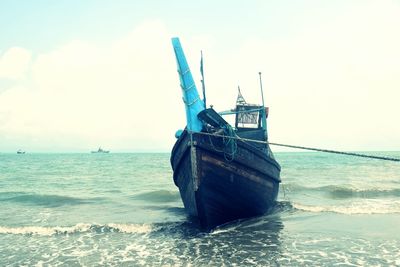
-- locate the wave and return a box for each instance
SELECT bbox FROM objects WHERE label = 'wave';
[283,184,400,199]
[272,201,295,213]
[131,190,181,203]
[0,192,103,207]
[326,187,400,199]
[0,223,152,236]
[293,199,400,214]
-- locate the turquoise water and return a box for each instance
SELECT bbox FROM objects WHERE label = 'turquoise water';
[1,152,399,266]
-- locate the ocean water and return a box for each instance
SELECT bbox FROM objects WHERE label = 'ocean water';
[0,152,399,266]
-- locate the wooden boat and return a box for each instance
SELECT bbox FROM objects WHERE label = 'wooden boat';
[170,38,281,230]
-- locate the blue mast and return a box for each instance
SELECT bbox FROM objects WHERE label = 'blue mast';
[172,37,205,132]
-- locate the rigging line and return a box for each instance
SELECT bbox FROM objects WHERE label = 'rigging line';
[267,142,400,162]
[192,131,400,162]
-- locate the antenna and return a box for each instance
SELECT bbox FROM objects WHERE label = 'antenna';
[258,72,267,133]
[200,50,206,109]
[258,72,265,108]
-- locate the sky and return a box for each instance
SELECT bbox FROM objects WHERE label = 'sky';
[0,0,399,152]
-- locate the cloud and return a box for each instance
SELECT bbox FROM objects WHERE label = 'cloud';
[0,20,185,151]
[202,1,400,151]
[1,1,400,152]
[0,47,32,80]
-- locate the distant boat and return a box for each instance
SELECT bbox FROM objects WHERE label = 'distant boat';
[170,38,281,230]
[91,147,110,153]
[17,149,25,154]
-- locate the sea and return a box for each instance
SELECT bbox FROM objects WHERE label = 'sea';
[0,152,399,266]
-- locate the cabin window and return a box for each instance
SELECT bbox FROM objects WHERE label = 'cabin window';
[235,105,260,129]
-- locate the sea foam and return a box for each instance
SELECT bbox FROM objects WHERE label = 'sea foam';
[0,223,152,236]
[293,199,400,214]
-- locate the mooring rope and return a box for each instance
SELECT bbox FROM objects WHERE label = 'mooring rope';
[203,125,238,161]
[193,131,400,162]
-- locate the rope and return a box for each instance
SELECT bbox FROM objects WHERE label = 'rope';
[182,96,200,106]
[203,125,237,161]
[222,125,238,161]
[192,131,400,162]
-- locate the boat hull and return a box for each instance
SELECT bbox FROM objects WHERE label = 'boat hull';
[171,130,281,230]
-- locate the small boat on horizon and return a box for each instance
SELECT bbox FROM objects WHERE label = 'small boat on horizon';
[17,149,25,154]
[170,37,281,230]
[91,147,110,153]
